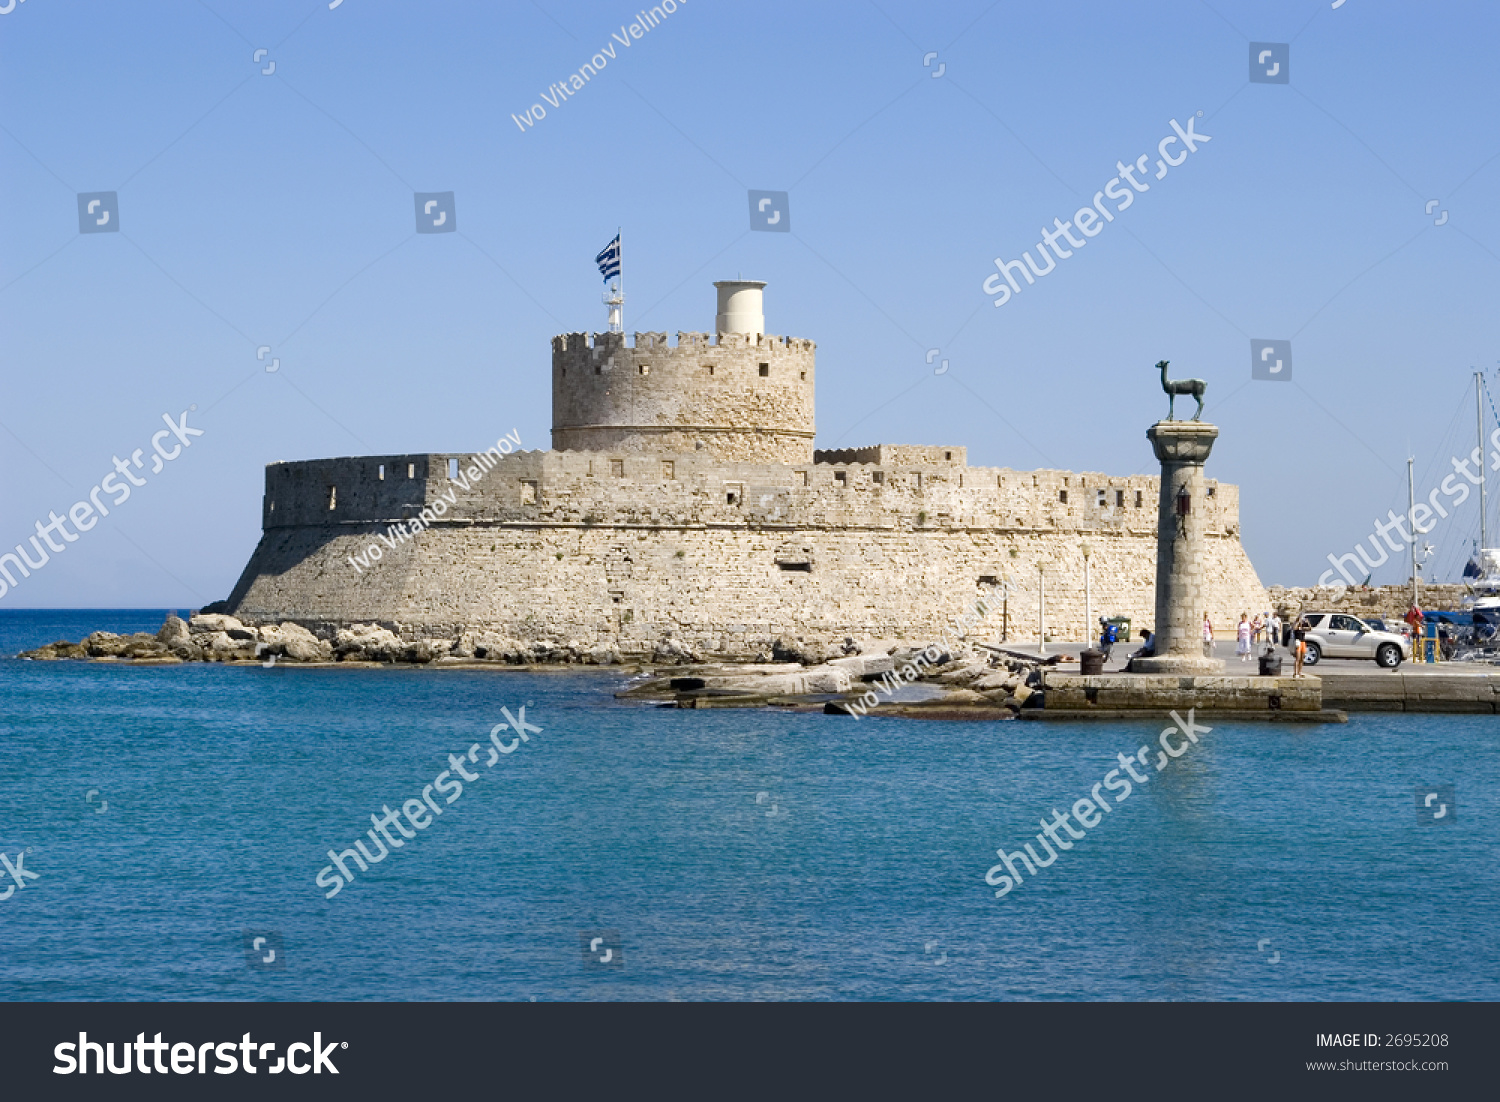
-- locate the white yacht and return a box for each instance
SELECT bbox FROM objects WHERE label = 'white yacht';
[1464,548,1500,615]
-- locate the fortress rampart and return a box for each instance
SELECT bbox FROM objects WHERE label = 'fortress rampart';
[551,330,815,463]
[227,448,1265,654]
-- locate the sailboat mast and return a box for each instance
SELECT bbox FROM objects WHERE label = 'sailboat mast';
[1479,370,1488,552]
[1409,456,1418,608]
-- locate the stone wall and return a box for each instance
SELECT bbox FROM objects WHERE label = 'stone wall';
[550,330,815,463]
[1266,583,1473,622]
[225,448,1268,654]
[1042,673,1322,713]
[814,445,966,466]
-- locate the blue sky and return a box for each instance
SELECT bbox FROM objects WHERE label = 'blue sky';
[2,0,1498,607]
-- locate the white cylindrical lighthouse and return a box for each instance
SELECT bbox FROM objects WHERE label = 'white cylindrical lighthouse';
[714,280,766,338]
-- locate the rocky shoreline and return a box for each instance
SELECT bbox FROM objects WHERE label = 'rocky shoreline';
[18,612,1052,716]
[20,612,652,666]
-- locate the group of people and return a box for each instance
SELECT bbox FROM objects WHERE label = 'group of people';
[1207,610,1327,678]
[1109,604,1431,678]
[1217,611,1285,663]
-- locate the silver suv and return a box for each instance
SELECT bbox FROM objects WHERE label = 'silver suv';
[1297,612,1409,668]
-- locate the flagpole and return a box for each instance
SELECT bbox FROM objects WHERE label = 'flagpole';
[602,230,624,333]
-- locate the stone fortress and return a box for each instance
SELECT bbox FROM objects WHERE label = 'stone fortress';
[221,281,1270,660]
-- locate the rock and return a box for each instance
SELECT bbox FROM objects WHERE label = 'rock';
[827,655,895,678]
[1012,683,1036,705]
[674,691,776,709]
[189,613,246,635]
[82,631,120,654]
[400,639,450,664]
[702,667,852,695]
[333,623,403,662]
[771,636,841,665]
[84,631,161,658]
[589,643,622,665]
[204,632,256,661]
[529,640,577,663]
[258,622,331,662]
[653,637,703,664]
[156,614,190,646]
[121,638,168,659]
[939,662,991,685]
[890,644,953,670]
[973,671,1019,692]
[942,688,988,704]
[803,668,854,693]
[470,631,523,662]
[19,641,88,660]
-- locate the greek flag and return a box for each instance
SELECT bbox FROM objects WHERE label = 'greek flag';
[595,234,621,282]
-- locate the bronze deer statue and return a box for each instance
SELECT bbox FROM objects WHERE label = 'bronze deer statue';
[1157,360,1205,421]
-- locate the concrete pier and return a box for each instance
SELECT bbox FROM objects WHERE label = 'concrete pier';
[1033,671,1345,722]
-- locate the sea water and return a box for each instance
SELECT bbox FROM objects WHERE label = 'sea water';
[1,610,1496,1001]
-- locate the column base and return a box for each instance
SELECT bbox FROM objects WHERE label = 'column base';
[1130,655,1226,674]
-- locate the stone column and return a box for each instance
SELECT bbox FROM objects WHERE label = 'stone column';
[1134,420,1224,674]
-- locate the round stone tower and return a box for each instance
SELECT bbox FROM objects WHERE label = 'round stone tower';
[550,281,815,464]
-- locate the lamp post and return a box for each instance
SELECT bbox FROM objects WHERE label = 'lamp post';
[1081,542,1092,645]
[1038,561,1046,655]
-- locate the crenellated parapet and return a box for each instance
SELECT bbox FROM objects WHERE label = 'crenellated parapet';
[551,328,816,464]
[255,449,1242,541]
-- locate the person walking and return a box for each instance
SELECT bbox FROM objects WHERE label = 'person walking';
[1202,612,1214,658]
[1404,604,1425,633]
[1292,615,1311,678]
[1236,613,1252,662]
[1268,611,1283,653]
[1250,612,1264,645]
[1098,617,1118,661]
[1403,603,1426,662]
